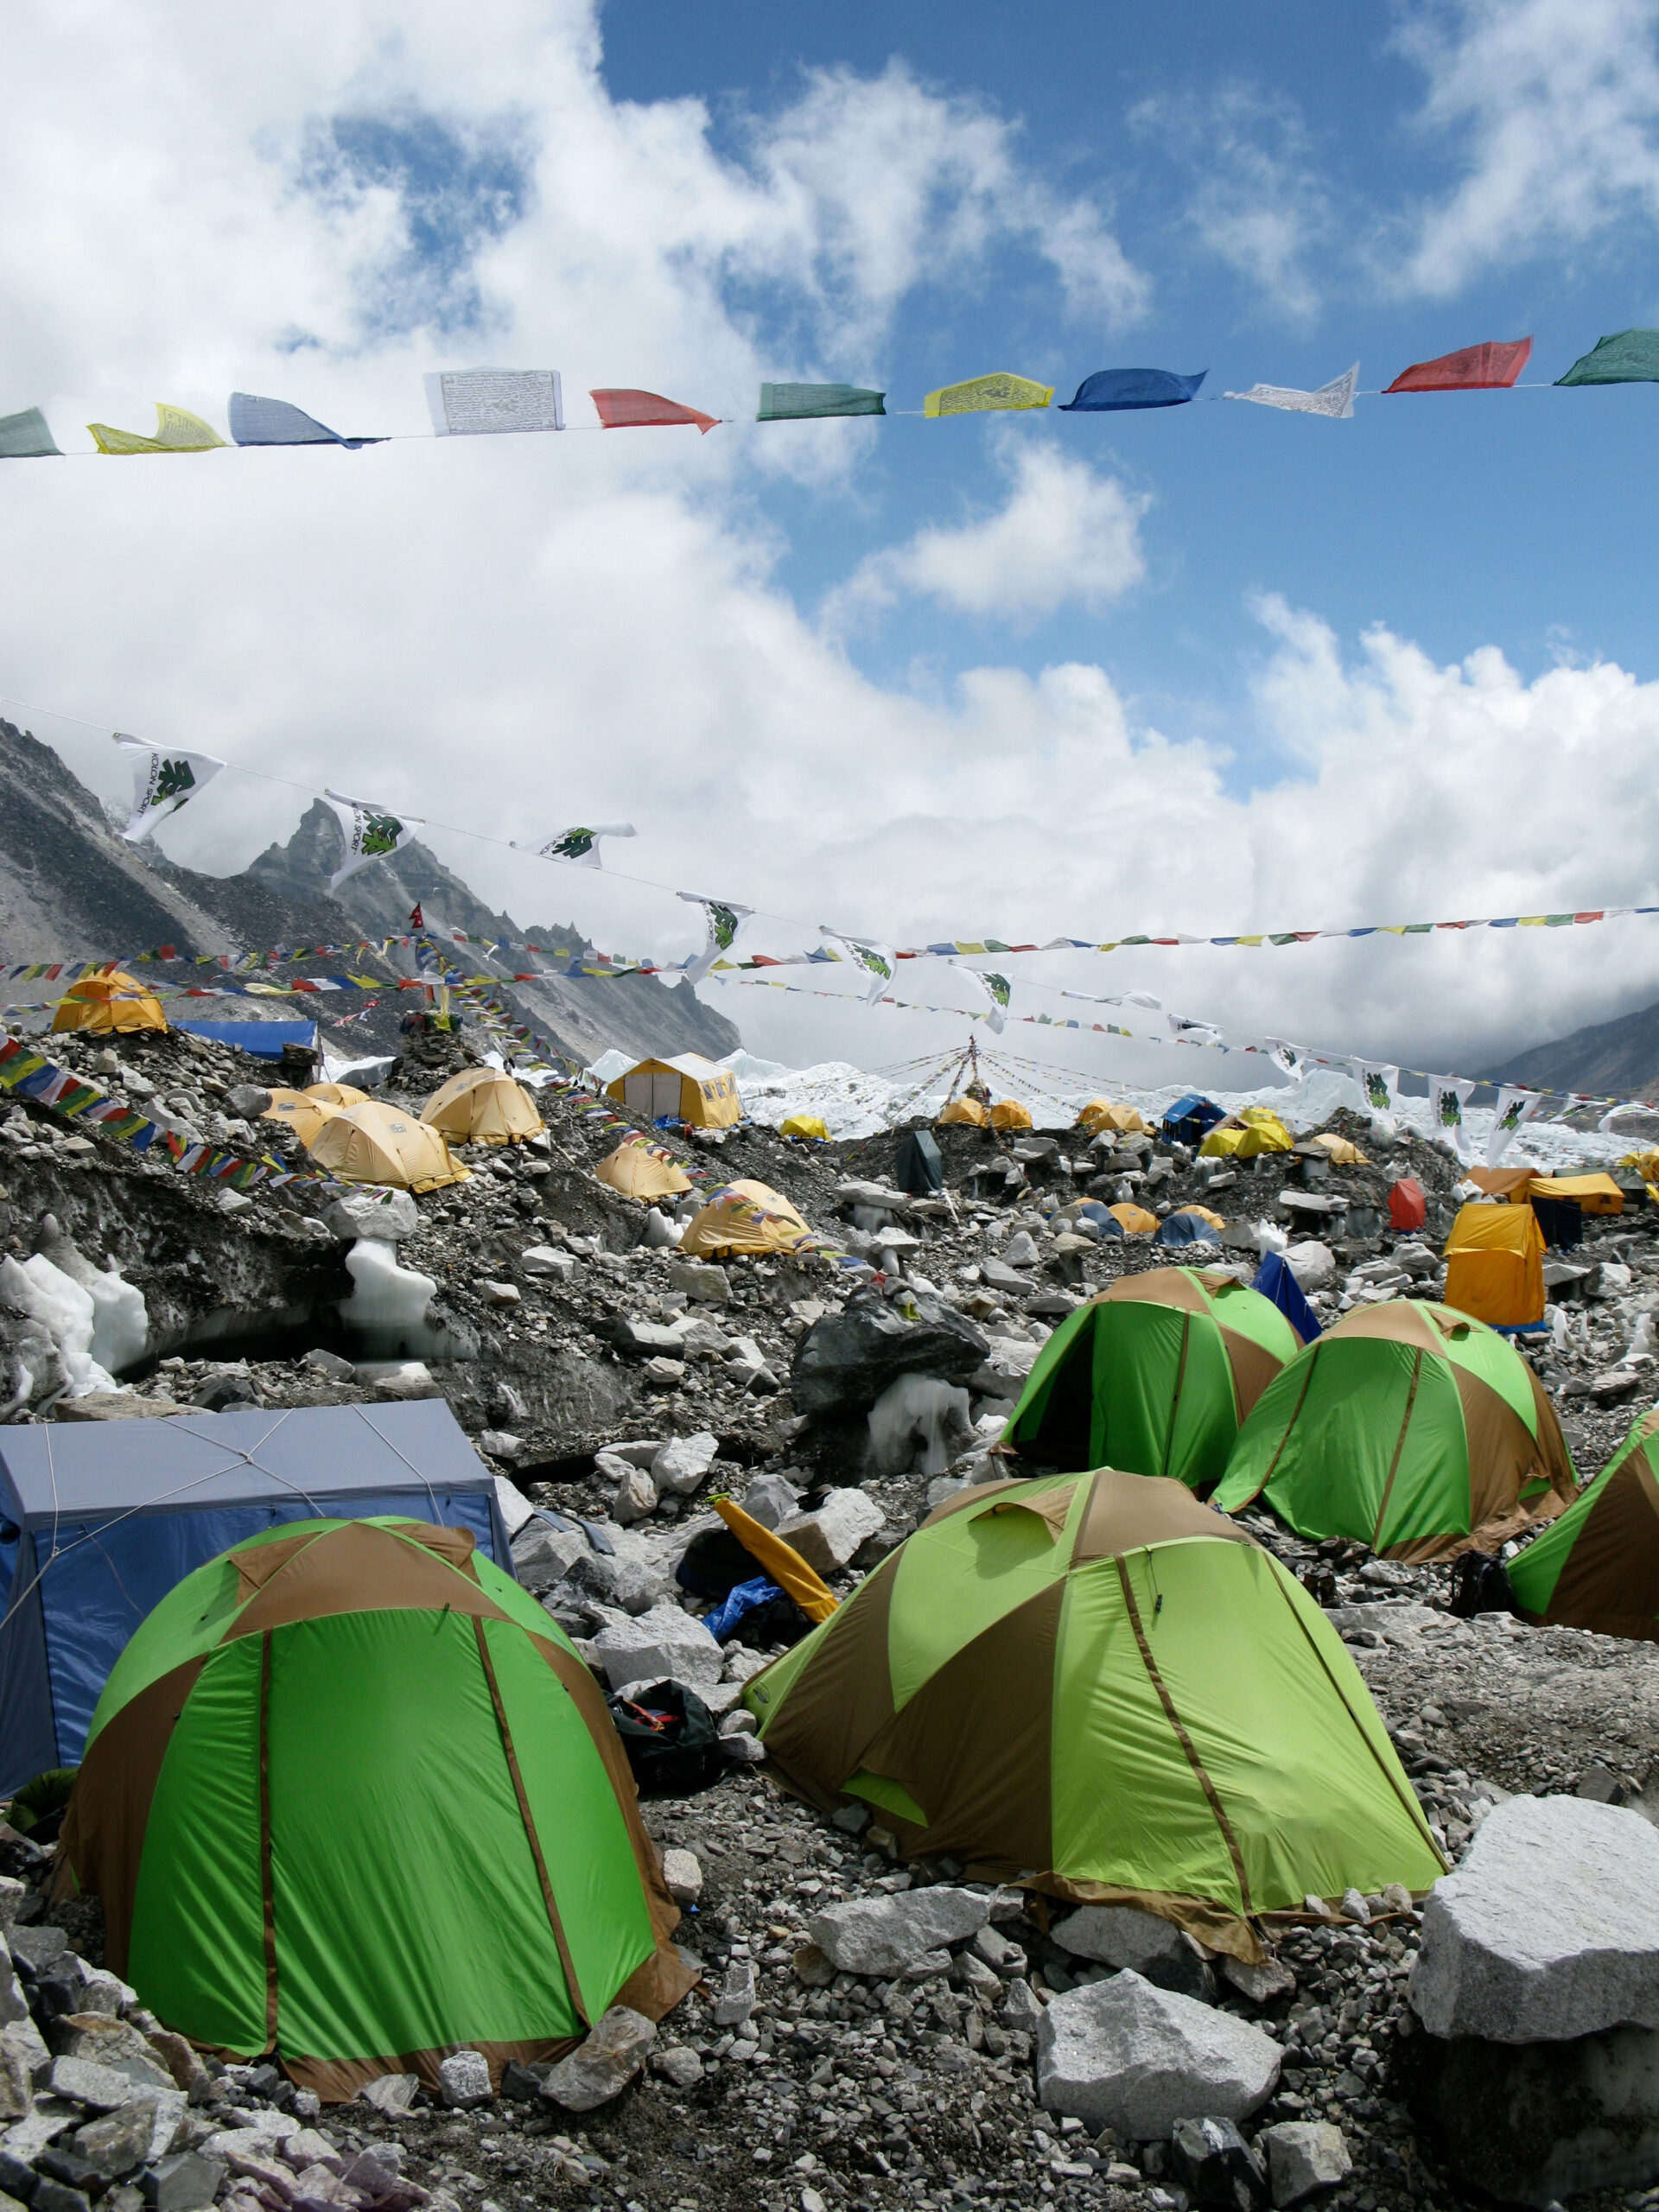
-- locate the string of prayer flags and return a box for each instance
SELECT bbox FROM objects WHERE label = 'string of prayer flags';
[0,407,60,457]
[758,383,886,420]
[229,393,385,448]
[1556,329,1659,386]
[819,929,896,1004]
[87,404,226,454]
[924,372,1052,417]
[681,893,751,985]
[114,733,225,843]
[1060,368,1205,411]
[1224,364,1358,418]
[322,791,425,890]
[425,370,564,435]
[591,389,719,433]
[1385,338,1532,392]
[512,823,637,868]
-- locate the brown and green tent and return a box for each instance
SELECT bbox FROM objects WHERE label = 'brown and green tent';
[57,1516,694,2100]
[1001,1267,1302,1491]
[1508,1405,1659,1643]
[1213,1300,1577,1560]
[745,1468,1444,1953]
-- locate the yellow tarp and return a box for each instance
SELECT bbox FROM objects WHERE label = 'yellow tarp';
[780,1114,829,1141]
[1443,1201,1545,1326]
[924,372,1053,416]
[595,1137,693,1202]
[305,1101,470,1192]
[711,1498,838,1624]
[261,1087,340,1149]
[937,1097,989,1128]
[1109,1203,1160,1236]
[50,970,168,1035]
[1306,1132,1369,1165]
[306,1083,370,1108]
[1077,1100,1151,1135]
[1619,1150,1659,1183]
[604,1054,741,1128]
[988,1100,1033,1131]
[87,404,226,454]
[1527,1173,1624,1216]
[681,1179,814,1259]
[422,1066,542,1145]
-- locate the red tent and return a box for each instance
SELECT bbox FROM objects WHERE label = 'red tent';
[1389,1176,1427,1230]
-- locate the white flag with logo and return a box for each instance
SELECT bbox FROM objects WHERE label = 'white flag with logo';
[323,791,425,890]
[114,733,225,842]
[512,823,636,869]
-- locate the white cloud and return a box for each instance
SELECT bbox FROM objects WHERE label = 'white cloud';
[1393,0,1659,295]
[824,439,1150,626]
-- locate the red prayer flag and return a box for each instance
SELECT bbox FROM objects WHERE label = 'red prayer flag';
[591,388,720,434]
[1385,338,1532,392]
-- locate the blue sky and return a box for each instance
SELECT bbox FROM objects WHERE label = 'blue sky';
[4,0,1659,1082]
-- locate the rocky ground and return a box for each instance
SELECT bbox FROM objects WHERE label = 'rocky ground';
[3,1018,1659,2211]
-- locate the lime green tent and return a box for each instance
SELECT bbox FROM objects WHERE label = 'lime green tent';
[1213,1300,1577,1561]
[1508,1406,1659,1643]
[1002,1267,1302,1491]
[57,1517,692,2100]
[745,1468,1444,1954]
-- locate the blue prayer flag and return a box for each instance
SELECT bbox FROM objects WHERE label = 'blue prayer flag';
[1061,369,1205,412]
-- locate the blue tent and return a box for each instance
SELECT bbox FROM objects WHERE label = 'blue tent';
[175,1021,319,1059]
[0,1399,511,1794]
[1155,1209,1223,1248]
[1161,1095,1226,1147]
[1249,1250,1322,1347]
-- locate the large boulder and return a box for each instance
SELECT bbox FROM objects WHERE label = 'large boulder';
[772,1488,884,1574]
[790,1292,988,1418]
[591,1603,722,1689]
[325,1188,420,1244]
[1050,1905,1214,2000]
[1257,2120,1351,2207]
[808,1888,992,1977]
[1410,1796,1659,2043]
[1036,1970,1281,2139]
[540,2007,656,2112]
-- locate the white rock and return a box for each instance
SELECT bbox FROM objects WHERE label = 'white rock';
[661,1849,702,1906]
[1260,2120,1351,2206]
[594,1604,723,1689]
[1284,1241,1336,1292]
[1050,1905,1190,1974]
[476,1429,524,1465]
[808,1887,991,1977]
[519,1245,575,1281]
[740,1471,801,1529]
[480,1280,521,1306]
[1001,1230,1041,1268]
[540,2006,656,2112]
[1035,1969,1281,2139]
[609,1465,658,1524]
[651,1431,720,1495]
[667,1260,729,1304]
[438,2050,492,2108]
[1410,1795,1659,2042]
[326,1188,420,1243]
[713,1960,756,2027]
[773,1488,884,1574]
[652,2044,703,2088]
[359,2074,420,2113]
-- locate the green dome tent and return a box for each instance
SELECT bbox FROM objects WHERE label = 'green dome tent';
[1508,1405,1659,1643]
[1213,1301,1576,1561]
[1001,1267,1302,1491]
[56,1517,693,2101]
[744,1468,1444,1953]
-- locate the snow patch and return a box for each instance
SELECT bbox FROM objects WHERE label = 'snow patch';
[1,1254,121,1397]
[341,1239,435,1333]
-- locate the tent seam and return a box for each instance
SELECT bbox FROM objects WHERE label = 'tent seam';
[1114,1554,1253,1914]
[1161,1315,1192,1482]
[1236,1344,1321,1511]
[258,1629,278,2054]
[1370,1351,1425,1552]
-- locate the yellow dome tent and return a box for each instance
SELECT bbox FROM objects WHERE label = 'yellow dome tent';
[1306,1132,1369,1165]
[50,971,168,1036]
[306,1083,370,1109]
[680,1179,815,1260]
[988,1100,1033,1132]
[421,1066,542,1146]
[1525,1173,1624,1217]
[780,1114,830,1141]
[603,1055,741,1129]
[1077,1100,1151,1136]
[1109,1203,1160,1236]
[1443,1202,1546,1327]
[305,1101,469,1193]
[594,1137,694,1202]
[937,1097,989,1128]
[1201,1109,1293,1160]
[260,1088,342,1149]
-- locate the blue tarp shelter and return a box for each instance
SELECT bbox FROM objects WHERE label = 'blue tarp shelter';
[1161,1095,1226,1147]
[1250,1250,1322,1346]
[175,1021,319,1059]
[0,1400,510,1795]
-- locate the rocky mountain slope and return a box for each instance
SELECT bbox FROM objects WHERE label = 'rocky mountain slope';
[1486,993,1659,1101]
[0,721,738,1071]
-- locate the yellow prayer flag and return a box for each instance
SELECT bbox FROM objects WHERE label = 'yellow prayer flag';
[924,372,1053,417]
[87,404,226,454]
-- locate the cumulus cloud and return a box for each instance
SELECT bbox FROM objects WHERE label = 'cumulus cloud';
[823,439,1150,626]
[1392,0,1659,295]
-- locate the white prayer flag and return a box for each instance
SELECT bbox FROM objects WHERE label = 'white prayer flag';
[951,963,1008,1033]
[1264,1038,1306,1078]
[1428,1076,1478,1158]
[819,929,897,1004]
[114,733,225,842]
[424,370,564,436]
[1224,363,1358,419]
[1490,1087,1543,1164]
[323,791,425,890]
[680,893,752,987]
[1353,1060,1401,1116]
[512,823,636,869]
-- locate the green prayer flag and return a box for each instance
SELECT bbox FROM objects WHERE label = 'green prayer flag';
[1555,329,1659,385]
[0,407,61,457]
[758,382,886,420]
